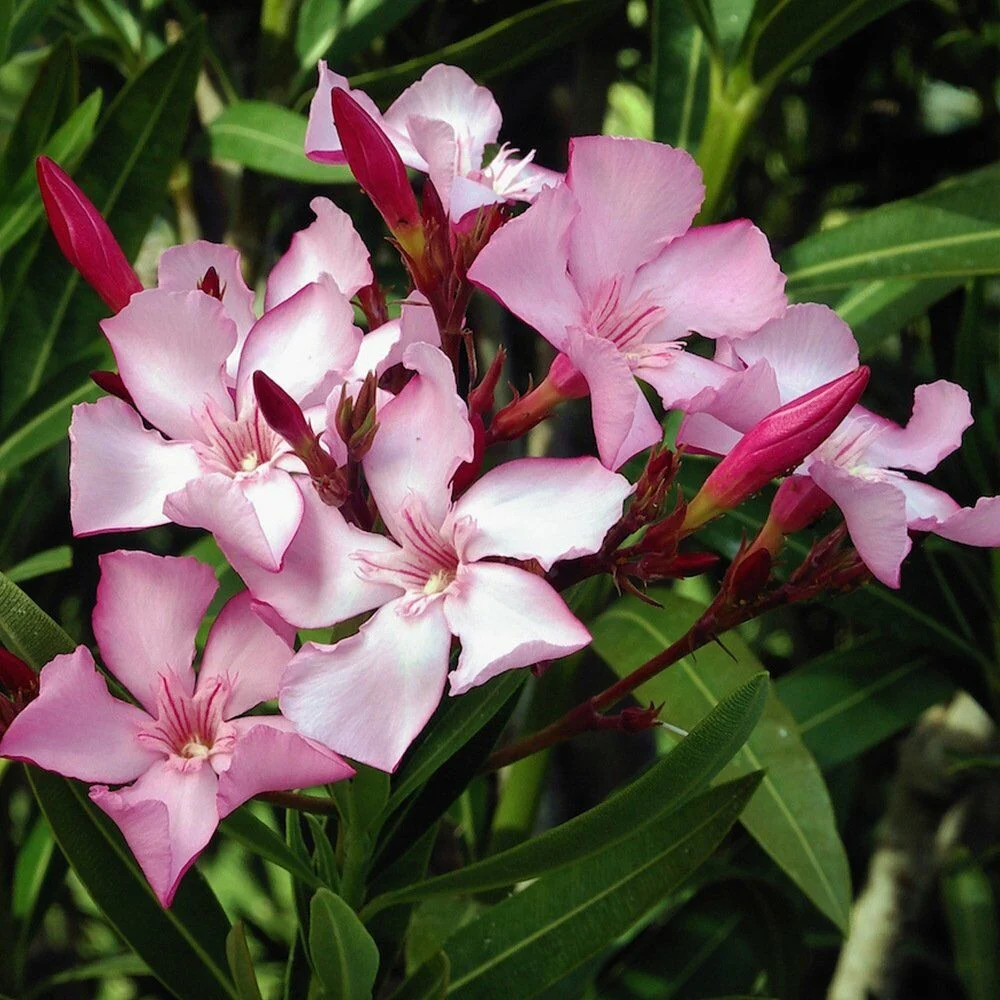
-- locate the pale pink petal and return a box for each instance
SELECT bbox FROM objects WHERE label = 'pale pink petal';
[347,295,441,380]
[364,342,475,538]
[563,331,662,470]
[893,477,961,528]
[164,468,304,572]
[157,241,256,353]
[90,759,218,907]
[94,551,216,712]
[406,114,459,214]
[674,412,744,456]
[69,397,202,536]
[101,289,236,442]
[565,136,704,297]
[856,381,973,474]
[215,716,354,818]
[631,220,786,341]
[238,277,363,410]
[305,62,422,168]
[467,183,584,351]
[280,599,451,772]
[807,461,912,588]
[383,64,501,177]
[265,197,373,309]
[450,456,632,570]
[198,592,295,718]
[732,304,859,404]
[449,174,505,222]
[633,348,740,412]
[444,563,590,695]
[0,647,157,784]
[212,484,400,629]
[933,496,1000,546]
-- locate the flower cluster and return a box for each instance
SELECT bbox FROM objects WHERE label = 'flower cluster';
[4,62,998,906]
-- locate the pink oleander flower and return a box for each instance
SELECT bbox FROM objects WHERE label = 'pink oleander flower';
[467,135,788,470]
[214,342,634,771]
[69,201,423,570]
[37,156,143,313]
[306,62,560,222]
[678,304,1000,586]
[0,551,353,906]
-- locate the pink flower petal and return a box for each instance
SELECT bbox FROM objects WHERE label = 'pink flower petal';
[164,468,304,572]
[199,592,295,718]
[280,599,452,772]
[348,294,441,381]
[364,342,475,538]
[807,461,912,588]
[565,136,704,297]
[444,563,591,695]
[633,348,739,412]
[90,758,219,907]
[215,716,354,818]
[855,381,973,474]
[0,647,157,784]
[101,289,237,442]
[305,62,421,167]
[383,64,502,177]
[933,495,1000,546]
[157,241,256,354]
[94,551,217,712]
[212,484,400,629]
[633,220,786,341]
[238,277,363,410]
[406,114,459,214]
[467,183,584,352]
[732,304,859,403]
[265,197,373,309]
[893,476,961,528]
[675,411,744,457]
[563,331,662,470]
[69,397,202,536]
[449,174,506,222]
[450,456,632,570]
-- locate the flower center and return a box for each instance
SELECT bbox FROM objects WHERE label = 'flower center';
[194,400,285,478]
[180,737,213,759]
[239,450,260,473]
[138,673,235,768]
[587,279,665,352]
[423,568,455,595]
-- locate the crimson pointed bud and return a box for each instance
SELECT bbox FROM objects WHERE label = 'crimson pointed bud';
[253,370,314,451]
[771,475,833,534]
[727,547,773,602]
[684,367,870,531]
[0,649,35,695]
[90,370,135,407]
[36,156,142,313]
[331,89,424,258]
[198,266,225,300]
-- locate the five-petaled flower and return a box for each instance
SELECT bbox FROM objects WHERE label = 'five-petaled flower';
[0,551,353,906]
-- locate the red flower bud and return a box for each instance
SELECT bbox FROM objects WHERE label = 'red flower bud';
[253,370,314,452]
[684,367,869,530]
[770,475,833,534]
[0,649,35,695]
[36,156,142,313]
[90,370,135,408]
[331,89,423,256]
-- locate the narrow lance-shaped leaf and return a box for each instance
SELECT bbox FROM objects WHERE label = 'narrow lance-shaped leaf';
[439,774,763,999]
[363,674,768,916]
[591,588,853,931]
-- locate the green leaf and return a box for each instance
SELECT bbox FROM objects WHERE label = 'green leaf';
[591,589,852,931]
[942,852,1000,1000]
[0,370,101,476]
[350,0,620,99]
[5,544,71,583]
[386,672,525,814]
[782,163,1000,297]
[295,0,342,69]
[0,35,76,189]
[0,0,13,64]
[390,950,450,1000]
[220,806,324,891]
[0,568,238,1000]
[0,23,204,422]
[21,954,150,998]
[651,0,710,151]
[327,0,430,65]
[439,774,762,999]
[364,675,768,917]
[830,276,963,356]
[227,922,264,1000]
[776,638,955,769]
[0,88,102,255]
[7,1,61,65]
[207,101,353,184]
[309,888,380,1000]
[740,0,908,87]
